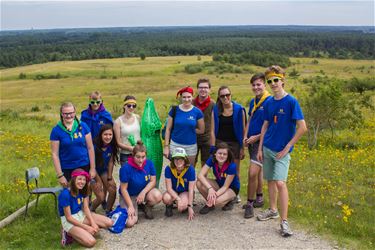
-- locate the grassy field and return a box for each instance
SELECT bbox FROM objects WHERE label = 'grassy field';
[0,56,374,249]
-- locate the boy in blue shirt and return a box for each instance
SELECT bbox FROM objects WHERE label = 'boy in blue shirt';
[257,65,307,237]
[81,91,113,140]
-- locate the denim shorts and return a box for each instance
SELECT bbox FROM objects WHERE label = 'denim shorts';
[262,146,291,181]
[248,142,263,167]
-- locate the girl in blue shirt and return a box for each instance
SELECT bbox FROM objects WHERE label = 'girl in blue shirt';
[163,147,196,220]
[90,124,119,215]
[51,102,96,187]
[197,142,240,214]
[119,141,162,227]
[58,168,112,247]
[163,86,205,166]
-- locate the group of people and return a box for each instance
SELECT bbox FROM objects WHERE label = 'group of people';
[51,65,307,247]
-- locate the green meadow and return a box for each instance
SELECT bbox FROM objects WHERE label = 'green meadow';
[0,56,374,249]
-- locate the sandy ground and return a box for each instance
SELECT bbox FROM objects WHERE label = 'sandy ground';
[93,164,336,250]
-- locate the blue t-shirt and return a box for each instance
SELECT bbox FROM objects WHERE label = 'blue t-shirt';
[169,106,203,145]
[80,108,113,139]
[164,165,196,193]
[50,121,91,170]
[205,157,240,190]
[263,95,304,153]
[95,145,112,175]
[247,96,271,137]
[119,159,156,196]
[58,188,85,217]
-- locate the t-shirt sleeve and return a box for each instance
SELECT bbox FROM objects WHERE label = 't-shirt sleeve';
[168,107,174,117]
[58,189,70,208]
[187,166,196,181]
[291,99,304,120]
[226,163,237,175]
[196,108,204,120]
[80,121,91,135]
[119,165,129,183]
[262,101,271,122]
[165,166,172,179]
[148,160,156,176]
[50,127,59,141]
[205,157,214,168]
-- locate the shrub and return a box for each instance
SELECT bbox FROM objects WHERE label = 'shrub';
[31,106,40,112]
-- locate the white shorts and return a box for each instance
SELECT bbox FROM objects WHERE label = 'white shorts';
[170,140,197,156]
[61,210,85,232]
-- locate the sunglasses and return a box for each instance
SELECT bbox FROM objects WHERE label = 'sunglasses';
[267,78,282,84]
[126,104,137,108]
[219,93,231,99]
[90,100,101,105]
[62,112,75,117]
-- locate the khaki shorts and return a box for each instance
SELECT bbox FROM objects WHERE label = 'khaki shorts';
[61,210,85,232]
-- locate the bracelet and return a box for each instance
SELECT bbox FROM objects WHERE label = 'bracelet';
[107,177,113,181]
[187,204,192,208]
[57,173,64,179]
[164,144,169,147]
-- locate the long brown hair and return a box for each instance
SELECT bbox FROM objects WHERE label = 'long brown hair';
[216,86,231,115]
[69,168,90,197]
[94,124,120,167]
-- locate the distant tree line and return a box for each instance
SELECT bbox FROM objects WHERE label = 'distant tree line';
[0,26,374,68]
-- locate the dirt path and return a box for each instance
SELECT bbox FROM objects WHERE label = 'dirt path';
[93,164,335,250]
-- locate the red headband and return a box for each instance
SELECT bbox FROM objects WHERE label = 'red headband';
[176,86,194,99]
[71,171,90,181]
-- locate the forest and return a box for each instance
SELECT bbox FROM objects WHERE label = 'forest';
[0,25,374,68]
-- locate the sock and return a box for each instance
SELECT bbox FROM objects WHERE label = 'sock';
[247,199,255,205]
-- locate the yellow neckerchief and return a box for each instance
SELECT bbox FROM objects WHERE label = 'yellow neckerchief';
[171,167,189,189]
[251,90,271,116]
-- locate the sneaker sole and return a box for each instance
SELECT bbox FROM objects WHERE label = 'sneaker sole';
[281,231,293,237]
[244,213,254,219]
[257,214,279,221]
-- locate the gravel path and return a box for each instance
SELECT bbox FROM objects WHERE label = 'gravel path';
[93,164,336,250]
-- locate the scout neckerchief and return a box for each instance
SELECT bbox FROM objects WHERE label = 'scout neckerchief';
[214,161,230,180]
[251,90,271,117]
[127,156,147,174]
[57,119,79,140]
[171,167,189,189]
[194,96,211,112]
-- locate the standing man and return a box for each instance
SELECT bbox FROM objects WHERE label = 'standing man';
[243,73,271,218]
[193,78,215,167]
[257,65,307,237]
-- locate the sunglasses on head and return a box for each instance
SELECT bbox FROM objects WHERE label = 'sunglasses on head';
[267,78,282,84]
[126,104,137,108]
[90,100,101,105]
[219,93,231,99]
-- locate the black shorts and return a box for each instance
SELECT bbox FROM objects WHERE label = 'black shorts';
[248,142,262,167]
[230,187,240,196]
[63,165,90,182]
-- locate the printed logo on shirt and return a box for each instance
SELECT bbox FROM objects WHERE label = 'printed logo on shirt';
[184,178,188,182]
[187,116,195,121]
[107,153,112,157]
[278,109,285,114]
[221,173,227,178]
[77,197,83,205]
[99,120,104,125]
[74,133,78,139]
[145,175,151,182]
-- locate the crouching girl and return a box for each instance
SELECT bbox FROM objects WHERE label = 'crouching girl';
[163,147,196,220]
[119,141,162,227]
[58,169,113,247]
[197,142,240,214]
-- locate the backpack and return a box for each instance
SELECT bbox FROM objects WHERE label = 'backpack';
[161,105,177,140]
[108,205,128,234]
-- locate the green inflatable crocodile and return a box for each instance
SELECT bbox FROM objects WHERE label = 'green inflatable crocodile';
[141,98,163,186]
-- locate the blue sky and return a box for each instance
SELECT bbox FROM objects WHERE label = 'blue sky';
[1,1,374,31]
